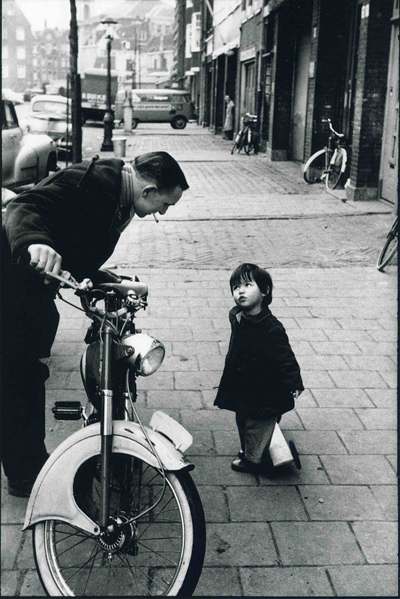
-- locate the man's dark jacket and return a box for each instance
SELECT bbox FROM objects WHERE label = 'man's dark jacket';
[2,157,125,358]
[214,305,304,418]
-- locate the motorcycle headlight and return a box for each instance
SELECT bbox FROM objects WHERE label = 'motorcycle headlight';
[121,333,165,376]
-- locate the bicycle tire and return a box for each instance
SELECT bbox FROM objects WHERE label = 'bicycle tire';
[326,147,347,190]
[32,452,206,597]
[244,131,257,155]
[377,219,398,271]
[303,149,326,184]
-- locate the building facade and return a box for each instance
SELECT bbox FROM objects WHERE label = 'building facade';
[181,0,398,204]
[2,0,34,93]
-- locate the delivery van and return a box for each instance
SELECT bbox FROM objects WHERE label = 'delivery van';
[115,89,196,129]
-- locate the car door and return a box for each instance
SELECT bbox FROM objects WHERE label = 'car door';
[1,100,22,185]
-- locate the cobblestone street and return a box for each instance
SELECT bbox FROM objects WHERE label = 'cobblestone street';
[1,121,397,597]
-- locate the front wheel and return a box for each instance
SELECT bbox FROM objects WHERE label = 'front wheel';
[131,118,139,130]
[32,452,206,596]
[303,149,326,184]
[171,116,187,130]
[377,219,398,271]
[326,147,347,190]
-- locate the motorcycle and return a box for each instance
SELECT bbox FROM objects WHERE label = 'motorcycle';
[23,269,206,596]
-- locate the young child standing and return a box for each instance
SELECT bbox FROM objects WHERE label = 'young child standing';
[214,263,304,472]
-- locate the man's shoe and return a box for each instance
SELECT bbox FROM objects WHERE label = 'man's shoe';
[7,477,35,498]
[231,457,261,473]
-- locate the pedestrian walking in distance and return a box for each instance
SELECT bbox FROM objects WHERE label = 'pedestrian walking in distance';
[223,95,235,140]
[214,263,304,473]
[1,152,189,497]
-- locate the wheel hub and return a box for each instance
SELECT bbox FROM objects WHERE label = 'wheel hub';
[97,515,137,553]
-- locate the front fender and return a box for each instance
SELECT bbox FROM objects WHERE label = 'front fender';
[23,420,193,533]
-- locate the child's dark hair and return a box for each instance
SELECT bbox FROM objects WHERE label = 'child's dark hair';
[230,263,273,306]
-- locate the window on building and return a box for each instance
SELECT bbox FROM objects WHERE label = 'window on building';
[17,46,26,59]
[17,65,26,79]
[16,27,25,41]
[3,65,9,79]
[185,23,192,58]
[3,45,8,59]
[191,12,201,52]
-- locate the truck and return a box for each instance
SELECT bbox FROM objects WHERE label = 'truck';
[81,68,118,123]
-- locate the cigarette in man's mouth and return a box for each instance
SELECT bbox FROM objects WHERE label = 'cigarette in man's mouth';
[153,213,159,223]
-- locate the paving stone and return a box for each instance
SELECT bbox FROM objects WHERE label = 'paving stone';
[310,341,361,354]
[146,389,203,409]
[175,370,221,390]
[354,408,397,429]
[328,565,398,596]
[134,371,174,390]
[338,430,397,454]
[190,456,259,486]
[365,388,397,408]
[286,430,347,454]
[186,430,216,456]
[19,569,46,596]
[172,341,221,355]
[205,523,278,566]
[325,329,373,342]
[299,485,385,520]
[335,318,385,330]
[278,410,305,430]
[352,521,398,563]
[301,371,335,388]
[240,566,334,596]
[288,340,316,355]
[369,485,398,520]
[1,526,22,568]
[258,455,330,486]
[226,486,308,521]
[378,369,397,389]
[293,389,318,407]
[296,318,342,330]
[328,370,388,388]
[0,570,19,596]
[368,328,397,342]
[161,354,199,371]
[344,355,396,371]
[271,522,363,565]
[180,408,236,430]
[356,341,397,355]
[194,566,242,596]
[320,455,397,485]
[197,486,229,522]
[296,355,350,370]
[289,329,329,341]
[197,354,226,371]
[296,408,364,430]
[312,388,374,408]
[149,327,194,341]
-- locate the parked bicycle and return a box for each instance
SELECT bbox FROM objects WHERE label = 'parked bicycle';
[377,216,398,271]
[231,113,259,155]
[23,268,206,597]
[303,118,348,190]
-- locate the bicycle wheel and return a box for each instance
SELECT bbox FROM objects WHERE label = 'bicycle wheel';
[32,451,206,596]
[244,131,257,155]
[303,149,326,184]
[232,129,246,154]
[326,147,346,190]
[377,219,398,271]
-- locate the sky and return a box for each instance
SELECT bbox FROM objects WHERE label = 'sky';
[15,0,175,31]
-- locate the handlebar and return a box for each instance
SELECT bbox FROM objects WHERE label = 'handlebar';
[321,118,345,139]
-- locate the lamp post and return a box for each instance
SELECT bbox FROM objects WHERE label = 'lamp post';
[100,16,117,152]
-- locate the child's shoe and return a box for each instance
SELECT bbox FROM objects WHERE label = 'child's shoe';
[231,457,261,473]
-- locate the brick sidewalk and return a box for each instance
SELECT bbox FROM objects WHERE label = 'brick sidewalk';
[1,123,397,597]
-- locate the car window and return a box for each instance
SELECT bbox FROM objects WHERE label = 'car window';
[32,101,68,115]
[2,101,18,129]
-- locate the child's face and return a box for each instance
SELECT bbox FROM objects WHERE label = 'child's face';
[232,277,266,315]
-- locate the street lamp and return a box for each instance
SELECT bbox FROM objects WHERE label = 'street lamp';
[100,16,117,152]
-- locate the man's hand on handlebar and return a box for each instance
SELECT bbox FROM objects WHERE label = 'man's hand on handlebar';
[28,244,63,285]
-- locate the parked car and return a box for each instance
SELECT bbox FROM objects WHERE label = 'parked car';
[24,86,45,102]
[1,98,58,190]
[115,88,197,129]
[2,88,24,105]
[28,94,72,155]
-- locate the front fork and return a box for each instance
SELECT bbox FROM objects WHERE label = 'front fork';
[99,325,114,530]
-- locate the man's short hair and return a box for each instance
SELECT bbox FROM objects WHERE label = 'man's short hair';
[132,152,189,192]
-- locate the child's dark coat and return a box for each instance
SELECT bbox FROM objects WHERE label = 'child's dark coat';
[214,305,304,418]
